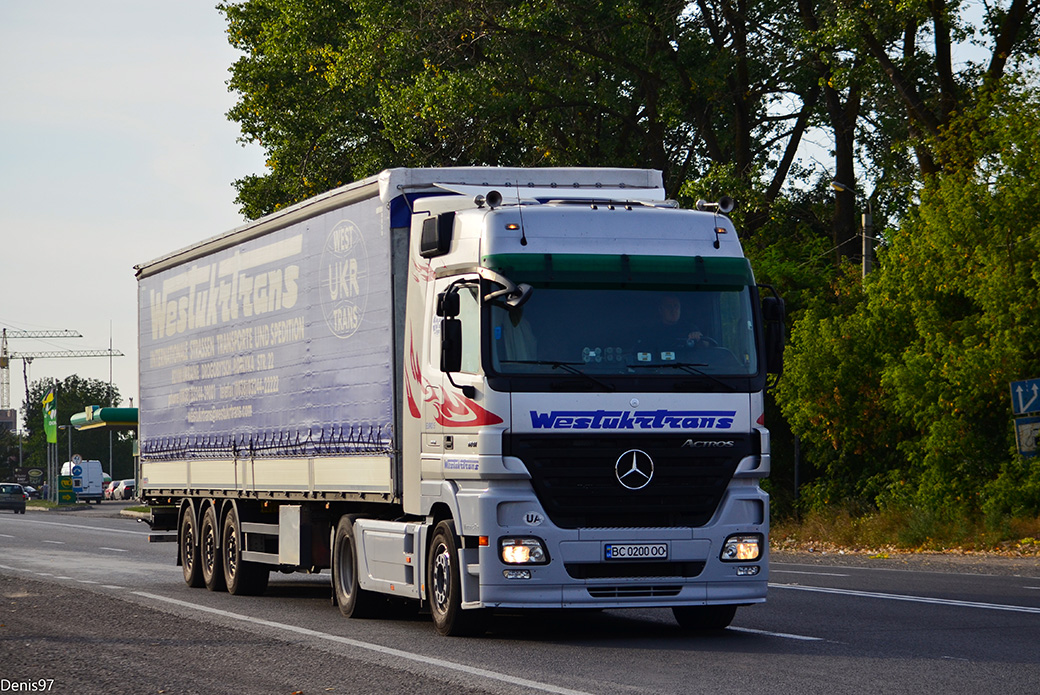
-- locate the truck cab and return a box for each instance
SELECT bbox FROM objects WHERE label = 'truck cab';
[397,189,782,633]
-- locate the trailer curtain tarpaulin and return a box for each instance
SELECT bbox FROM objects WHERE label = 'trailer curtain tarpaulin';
[138,197,393,460]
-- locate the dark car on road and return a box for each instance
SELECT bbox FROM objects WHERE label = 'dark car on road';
[0,483,27,514]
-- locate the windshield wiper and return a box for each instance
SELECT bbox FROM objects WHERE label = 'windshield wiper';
[499,360,615,392]
[627,362,735,391]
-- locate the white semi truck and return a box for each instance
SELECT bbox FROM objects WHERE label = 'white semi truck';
[137,167,784,636]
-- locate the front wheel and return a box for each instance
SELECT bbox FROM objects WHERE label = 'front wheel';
[427,521,489,637]
[672,604,737,630]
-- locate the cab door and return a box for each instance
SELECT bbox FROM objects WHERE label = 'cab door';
[421,276,488,475]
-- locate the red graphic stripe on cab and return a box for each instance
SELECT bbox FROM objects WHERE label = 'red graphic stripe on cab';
[406,332,502,427]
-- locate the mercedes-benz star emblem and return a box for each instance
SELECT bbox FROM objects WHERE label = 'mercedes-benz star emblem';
[615,449,654,490]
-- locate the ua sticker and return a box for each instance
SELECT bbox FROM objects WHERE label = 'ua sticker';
[524,512,545,526]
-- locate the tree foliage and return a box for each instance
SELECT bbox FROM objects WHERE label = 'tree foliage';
[220,0,820,223]
[217,0,1040,522]
[779,82,1040,518]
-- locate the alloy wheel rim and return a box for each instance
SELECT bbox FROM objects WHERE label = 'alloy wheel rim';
[432,544,451,611]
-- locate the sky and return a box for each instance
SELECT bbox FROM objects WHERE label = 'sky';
[0,2,265,429]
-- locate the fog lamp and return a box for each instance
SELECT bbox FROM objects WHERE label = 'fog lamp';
[721,534,762,562]
[500,537,549,564]
[503,569,532,579]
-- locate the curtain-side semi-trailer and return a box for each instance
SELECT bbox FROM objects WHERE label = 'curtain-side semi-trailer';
[138,167,785,636]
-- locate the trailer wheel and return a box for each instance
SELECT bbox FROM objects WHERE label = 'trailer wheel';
[672,604,737,630]
[332,516,380,618]
[222,506,269,596]
[179,509,204,588]
[201,505,226,592]
[427,521,489,637]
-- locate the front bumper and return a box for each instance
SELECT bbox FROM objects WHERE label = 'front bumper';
[466,484,769,609]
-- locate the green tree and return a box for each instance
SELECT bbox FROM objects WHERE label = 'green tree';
[831,0,1039,177]
[779,81,1040,518]
[20,376,135,481]
[0,428,22,482]
[219,0,821,225]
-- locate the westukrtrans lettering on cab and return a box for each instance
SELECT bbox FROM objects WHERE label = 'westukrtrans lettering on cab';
[529,409,736,430]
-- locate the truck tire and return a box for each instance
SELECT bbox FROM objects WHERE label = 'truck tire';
[672,604,737,630]
[222,506,269,596]
[201,505,226,592]
[179,508,204,588]
[427,521,489,637]
[332,516,380,618]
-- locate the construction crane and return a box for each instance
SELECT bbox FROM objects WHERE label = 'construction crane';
[1,328,123,410]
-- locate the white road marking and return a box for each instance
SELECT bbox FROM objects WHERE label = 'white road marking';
[0,534,15,539]
[99,547,129,553]
[135,591,597,695]
[772,570,850,577]
[42,540,65,545]
[729,626,824,641]
[771,583,1040,614]
[5,518,150,536]
[773,561,1040,581]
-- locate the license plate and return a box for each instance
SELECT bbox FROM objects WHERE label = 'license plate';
[604,543,668,560]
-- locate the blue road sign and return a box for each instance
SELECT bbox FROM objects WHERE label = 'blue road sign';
[1015,416,1040,458]
[1011,378,1040,416]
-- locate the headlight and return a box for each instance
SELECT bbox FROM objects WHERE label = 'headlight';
[720,534,762,562]
[500,537,549,565]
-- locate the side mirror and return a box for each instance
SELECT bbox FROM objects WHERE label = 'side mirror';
[440,318,463,373]
[761,295,786,376]
[437,290,460,318]
[440,317,476,398]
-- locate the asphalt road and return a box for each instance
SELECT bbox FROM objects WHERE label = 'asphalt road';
[1,505,1039,695]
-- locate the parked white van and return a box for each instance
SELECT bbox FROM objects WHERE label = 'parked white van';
[60,459,104,504]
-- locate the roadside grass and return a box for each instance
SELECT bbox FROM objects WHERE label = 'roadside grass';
[772,507,1040,556]
[27,499,103,511]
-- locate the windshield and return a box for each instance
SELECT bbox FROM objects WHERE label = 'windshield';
[485,254,759,378]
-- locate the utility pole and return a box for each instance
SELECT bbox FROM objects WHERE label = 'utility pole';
[862,210,874,278]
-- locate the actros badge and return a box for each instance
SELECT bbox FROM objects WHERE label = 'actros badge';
[615,449,654,490]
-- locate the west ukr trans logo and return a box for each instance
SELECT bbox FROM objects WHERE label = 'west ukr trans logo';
[321,219,368,338]
[529,409,736,430]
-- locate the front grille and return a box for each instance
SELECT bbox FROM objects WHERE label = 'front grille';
[506,433,752,528]
[566,561,705,580]
[587,585,683,598]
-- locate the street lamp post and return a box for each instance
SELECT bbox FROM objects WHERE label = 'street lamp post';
[58,425,72,463]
